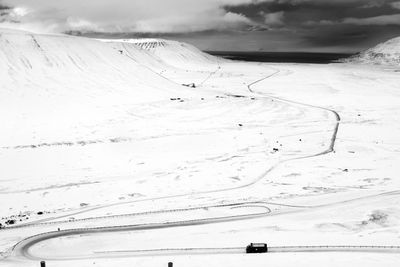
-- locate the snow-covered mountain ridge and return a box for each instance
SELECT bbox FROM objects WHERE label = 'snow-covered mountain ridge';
[103,38,220,69]
[0,28,184,101]
[349,36,400,65]
[0,28,209,147]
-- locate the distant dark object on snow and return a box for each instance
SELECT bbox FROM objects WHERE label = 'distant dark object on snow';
[182,83,196,88]
[5,219,16,225]
[246,243,268,253]
[229,94,246,98]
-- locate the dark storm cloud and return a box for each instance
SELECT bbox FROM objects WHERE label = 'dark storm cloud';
[224,0,400,25]
[0,2,10,12]
[0,0,263,32]
[0,0,399,52]
[0,2,18,23]
[222,0,400,51]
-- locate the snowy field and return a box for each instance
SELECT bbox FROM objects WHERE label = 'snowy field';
[1,29,400,267]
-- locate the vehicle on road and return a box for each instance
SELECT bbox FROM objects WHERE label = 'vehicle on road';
[246,243,268,253]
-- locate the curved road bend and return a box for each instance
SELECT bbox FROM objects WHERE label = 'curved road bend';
[7,64,371,262]
[247,68,340,154]
[13,203,272,260]
[6,65,340,230]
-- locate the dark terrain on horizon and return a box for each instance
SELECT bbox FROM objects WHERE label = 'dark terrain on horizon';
[206,51,355,64]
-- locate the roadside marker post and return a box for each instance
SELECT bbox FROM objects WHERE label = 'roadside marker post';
[168,262,173,267]
[40,261,46,267]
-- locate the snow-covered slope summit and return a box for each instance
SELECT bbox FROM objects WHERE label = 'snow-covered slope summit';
[0,28,183,102]
[350,36,400,65]
[0,28,194,147]
[106,38,220,69]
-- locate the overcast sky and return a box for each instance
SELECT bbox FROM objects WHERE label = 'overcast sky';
[1,0,400,52]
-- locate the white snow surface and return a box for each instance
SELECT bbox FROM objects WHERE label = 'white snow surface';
[350,36,400,65]
[102,38,221,69]
[1,29,400,267]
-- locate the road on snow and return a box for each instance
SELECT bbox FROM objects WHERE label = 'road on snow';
[7,64,399,262]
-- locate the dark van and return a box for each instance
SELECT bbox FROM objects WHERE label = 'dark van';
[246,243,268,253]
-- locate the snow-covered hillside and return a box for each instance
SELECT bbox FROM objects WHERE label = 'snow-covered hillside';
[106,38,220,69]
[0,29,183,101]
[349,36,400,65]
[0,29,195,147]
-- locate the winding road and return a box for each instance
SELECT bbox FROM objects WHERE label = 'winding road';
[4,61,399,263]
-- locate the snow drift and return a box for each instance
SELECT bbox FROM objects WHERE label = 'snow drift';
[349,36,400,65]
